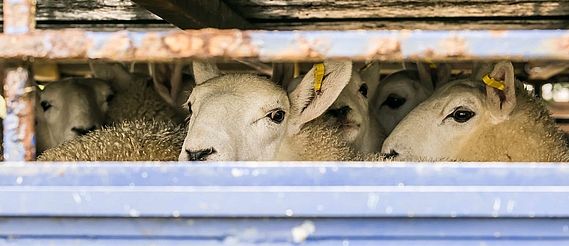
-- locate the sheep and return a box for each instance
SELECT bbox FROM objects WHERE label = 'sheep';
[36,60,378,162]
[88,61,186,125]
[381,61,569,162]
[371,62,452,137]
[37,119,185,161]
[273,61,384,154]
[179,60,387,161]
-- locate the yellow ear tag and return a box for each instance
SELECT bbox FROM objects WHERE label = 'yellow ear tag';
[426,60,437,68]
[313,63,325,92]
[359,61,375,71]
[37,84,46,91]
[482,74,505,91]
[0,94,6,119]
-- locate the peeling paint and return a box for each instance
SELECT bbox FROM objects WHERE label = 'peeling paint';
[291,220,315,243]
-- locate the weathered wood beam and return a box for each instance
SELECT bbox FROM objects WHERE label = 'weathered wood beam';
[0,0,162,21]
[253,19,569,30]
[228,0,569,19]
[131,0,253,29]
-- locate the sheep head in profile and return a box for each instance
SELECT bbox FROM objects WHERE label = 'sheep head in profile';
[179,60,353,161]
[372,62,452,137]
[35,78,114,154]
[381,61,569,162]
[274,61,383,154]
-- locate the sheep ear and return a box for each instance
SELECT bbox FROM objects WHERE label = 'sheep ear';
[89,60,130,81]
[149,62,185,107]
[289,60,352,131]
[486,61,516,120]
[471,61,495,80]
[192,61,221,85]
[434,63,453,88]
[416,62,435,92]
[271,62,297,90]
[358,61,381,99]
[89,60,135,91]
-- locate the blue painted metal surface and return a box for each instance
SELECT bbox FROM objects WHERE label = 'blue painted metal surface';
[0,29,569,61]
[0,162,568,245]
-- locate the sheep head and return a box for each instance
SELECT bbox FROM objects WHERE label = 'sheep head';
[372,62,452,136]
[179,60,352,161]
[35,78,114,154]
[381,61,568,162]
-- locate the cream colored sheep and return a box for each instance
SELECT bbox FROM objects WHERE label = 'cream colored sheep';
[381,61,569,162]
[179,60,387,161]
[274,61,384,154]
[89,61,185,124]
[372,62,452,137]
[37,119,185,161]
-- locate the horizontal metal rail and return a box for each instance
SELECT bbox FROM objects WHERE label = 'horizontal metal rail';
[1,162,569,245]
[1,162,569,217]
[0,29,568,62]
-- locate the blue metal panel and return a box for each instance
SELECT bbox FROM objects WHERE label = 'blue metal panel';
[1,162,568,244]
[1,30,569,61]
[0,162,567,217]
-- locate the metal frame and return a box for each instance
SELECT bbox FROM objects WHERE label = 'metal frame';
[1,0,569,244]
[1,162,569,244]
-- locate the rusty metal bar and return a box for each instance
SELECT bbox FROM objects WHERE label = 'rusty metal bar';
[3,66,36,161]
[0,29,568,62]
[3,0,37,161]
[2,0,36,34]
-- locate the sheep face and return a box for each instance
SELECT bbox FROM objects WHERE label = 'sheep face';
[276,62,381,153]
[35,78,114,154]
[381,61,517,161]
[182,74,291,161]
[372,63,452,137]
[180,61,352,161]
[372,71,433,136]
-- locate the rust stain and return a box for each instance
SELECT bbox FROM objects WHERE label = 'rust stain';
[439,36,469,57]
[163,32,204,57]
[490,30,509,38]
[556,35,569,56]
[368,37,401,60]
[3,0,36,34]
[4,67,36,161]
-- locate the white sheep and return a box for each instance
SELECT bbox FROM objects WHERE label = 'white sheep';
[37,119,185,161]
[381,61,569,162]
[179,60,386,161]
[371,62,452,137]
[88,61,187,124]
[35,78,115,154]
[273,61,384,154]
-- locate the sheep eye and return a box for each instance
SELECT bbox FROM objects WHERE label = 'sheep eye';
[186,102,193,115]
[358,84,368,98]
[40,101,52,111]
[450,109,475,123]
[267,109,285,124]
[382,94,406,109]
[106,94,115,102]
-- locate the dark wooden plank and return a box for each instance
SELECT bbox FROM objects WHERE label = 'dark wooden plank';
[0,0,162,21]
[254,19,569,30]
[131,0,253,29]
[228,0,569,19]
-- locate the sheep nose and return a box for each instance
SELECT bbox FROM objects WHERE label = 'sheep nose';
[384,150,399,159]
[326,105,351,118]
[186,148,216,161]
[71,126,97,136]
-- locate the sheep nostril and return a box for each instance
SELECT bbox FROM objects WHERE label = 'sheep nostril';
[326,105,351,118]
[385,150,399,159]
[186,147,217,161]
